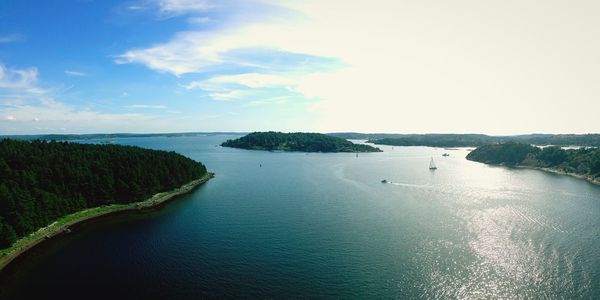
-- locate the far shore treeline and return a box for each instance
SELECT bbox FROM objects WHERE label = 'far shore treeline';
[466,142,600,179]
[0,139,207,248]
[329,133,600,148]
[222,132,382,152]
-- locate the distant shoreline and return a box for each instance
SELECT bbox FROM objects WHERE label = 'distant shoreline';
[478,162,600,186]
[516,166,600,186]
[0,172,214,273]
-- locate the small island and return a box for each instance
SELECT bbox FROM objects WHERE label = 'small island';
[0,139,211,271]
[466,142,600,184]
[222,131,382,152]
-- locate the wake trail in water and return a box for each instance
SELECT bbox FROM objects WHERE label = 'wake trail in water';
[389,182,431,189]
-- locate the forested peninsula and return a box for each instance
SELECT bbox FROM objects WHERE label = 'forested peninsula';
[466,142,600,184]
[222,132,382,152]
[0,139,209,251]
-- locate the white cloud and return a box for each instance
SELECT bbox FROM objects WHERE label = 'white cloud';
[180,78,249,101]
[126,104,167,109]
[116,31,222,76]
[0,64,45,93]
[64,70,88,77]
[117,0,600,133]
[115,1,306,76]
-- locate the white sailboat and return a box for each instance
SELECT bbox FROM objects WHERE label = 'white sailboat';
[429,157,437,170]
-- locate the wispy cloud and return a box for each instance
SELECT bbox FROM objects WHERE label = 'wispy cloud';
[0,63,153,134]
[125,104,167,109]
[181,73,292,91]
[64,70,88,77]
[246,95,293,107]
[208,90,249,101]
[124,0,214,18]
[115,0,315,76]
[182,72,298,101]
[207,73,293,88]
[0,34,25,44]
[115,30,223,76]
[0,98,146,126]
[0,64,45,94]
[157,0,213,15]
[187,16,211,24]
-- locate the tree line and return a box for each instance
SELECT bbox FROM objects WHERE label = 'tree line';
[325,133,600,148]
[466,142,600,176]
[0,139,207,249]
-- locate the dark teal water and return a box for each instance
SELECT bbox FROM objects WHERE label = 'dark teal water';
[0,135,598,299]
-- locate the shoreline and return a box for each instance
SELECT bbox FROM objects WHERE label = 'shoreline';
[516,166,600,186]
[0,172,214,273]
[476,160,600,186]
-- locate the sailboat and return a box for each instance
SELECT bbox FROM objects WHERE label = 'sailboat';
[429,157,437,170]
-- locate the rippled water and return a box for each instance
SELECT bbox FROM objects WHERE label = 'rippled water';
[0,135,598,299]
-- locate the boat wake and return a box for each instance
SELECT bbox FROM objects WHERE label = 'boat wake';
[389,182,431,189]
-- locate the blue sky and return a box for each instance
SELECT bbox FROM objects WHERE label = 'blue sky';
[1,0,599,134]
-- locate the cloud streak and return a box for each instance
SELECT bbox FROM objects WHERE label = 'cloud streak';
[0,34,24,44]
[157,0,213,15]
[126,104,167,109]
[64,70,88,77]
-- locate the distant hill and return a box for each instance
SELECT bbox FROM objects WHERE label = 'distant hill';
[328,133,600,147]
[222,132,382,152]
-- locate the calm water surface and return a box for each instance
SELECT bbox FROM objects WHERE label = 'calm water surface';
[0,135,598,299]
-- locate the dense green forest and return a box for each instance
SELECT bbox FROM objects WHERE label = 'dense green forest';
[327,133,600,147]
[0,139,207,249]
[222,132,382,152]
[466,142,600,178]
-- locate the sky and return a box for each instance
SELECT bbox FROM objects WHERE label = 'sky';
[0,0,599,135]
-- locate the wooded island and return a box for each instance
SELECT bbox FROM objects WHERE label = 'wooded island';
[222,132,382,152]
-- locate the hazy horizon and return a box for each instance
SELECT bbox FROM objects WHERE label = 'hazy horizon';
[1,130,599,137]
[2,0,600,135]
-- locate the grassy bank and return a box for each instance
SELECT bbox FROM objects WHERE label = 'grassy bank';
[0,172,214,273]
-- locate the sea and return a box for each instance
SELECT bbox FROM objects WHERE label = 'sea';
[0,134,598,299]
